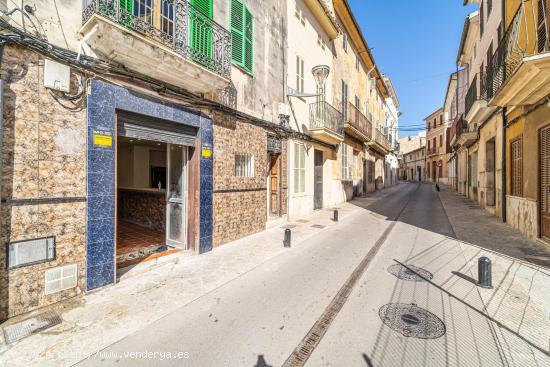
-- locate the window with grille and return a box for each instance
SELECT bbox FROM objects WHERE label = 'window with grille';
[511,137,523,196]
[341,143,351,181]
[294,143,306,193]
[235,153,254,177]
[295,4,305,25]
[231,0,253,73]
[537,0,549,52]
[296,55,304,93]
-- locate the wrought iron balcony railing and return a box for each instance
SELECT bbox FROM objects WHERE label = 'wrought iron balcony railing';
[309,101,344,136]
[347,102,372,139]
[374,128,390,150]
[427,147,438,156]
[82,0,232,79]
[449,115,466,143]
[465,74,478,116]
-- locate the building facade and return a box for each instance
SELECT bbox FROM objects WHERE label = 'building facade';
[401,147,426,182]
[425,108,450,184]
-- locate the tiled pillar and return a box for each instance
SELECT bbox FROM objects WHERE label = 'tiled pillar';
[199,116,213,253]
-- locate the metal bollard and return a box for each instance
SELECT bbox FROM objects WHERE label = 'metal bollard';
[333,209,339,222]
[284,228,291,248]
[478,257,492,288]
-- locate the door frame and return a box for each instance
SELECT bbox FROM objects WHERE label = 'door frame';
[268,153,281,217]
[166,144,189,249]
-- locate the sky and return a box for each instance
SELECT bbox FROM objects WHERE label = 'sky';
[348,0,477,138]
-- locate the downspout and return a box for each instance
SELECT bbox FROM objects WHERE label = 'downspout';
[501,1,507,222]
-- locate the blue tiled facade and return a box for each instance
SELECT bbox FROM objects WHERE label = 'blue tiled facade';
[86,80,213,291]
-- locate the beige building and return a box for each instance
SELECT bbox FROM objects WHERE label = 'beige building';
[401,147,426,182]
[425,108,450,184]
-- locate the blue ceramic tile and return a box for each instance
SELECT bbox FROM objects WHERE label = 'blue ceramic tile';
[88,218,115,244]
[87,240,115,265]
[199,235,212,254]
[88,149,115,173]
[87,195,115,220]
[200,204,212,221]
[87,260,115,290]
[200,219,212,238]
[200,189,212,207]
[200,174,213,191]
[174,108,201,127]
[200,158,213,176]
[88,172,115,197]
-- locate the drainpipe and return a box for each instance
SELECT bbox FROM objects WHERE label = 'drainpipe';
[0,41,5,217]
[501,108,507,222]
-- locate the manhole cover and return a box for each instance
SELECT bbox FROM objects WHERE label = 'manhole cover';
[387,264,433,282]
[311,224,326,229]
[3,310,62,344]
[379,303,446,339]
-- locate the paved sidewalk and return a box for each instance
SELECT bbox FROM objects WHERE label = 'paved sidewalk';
[0,187,397,367]
[437,184,550,268]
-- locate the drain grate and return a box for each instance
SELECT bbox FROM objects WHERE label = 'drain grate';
[311,224,326,229]
[281,225,297,229]
[388,264,433,282]
[3,310,62,344]
[379,303,445,339]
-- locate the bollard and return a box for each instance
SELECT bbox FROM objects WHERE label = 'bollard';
[333,209,339,222]
[478,257,492,288]
[284,228,291,248]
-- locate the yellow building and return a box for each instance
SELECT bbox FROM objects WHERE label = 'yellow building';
[486,0,550,242]
[332,0,392,197]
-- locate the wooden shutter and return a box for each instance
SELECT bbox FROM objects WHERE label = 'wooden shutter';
[511,136,523,196]
[189,0,213,63]
[537,0,549,52]
[231,0,253,73]
[244,6,253,72]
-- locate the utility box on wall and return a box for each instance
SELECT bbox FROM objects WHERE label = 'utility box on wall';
[44,59,70,92]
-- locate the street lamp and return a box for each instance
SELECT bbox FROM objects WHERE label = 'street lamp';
[312,65,330,103]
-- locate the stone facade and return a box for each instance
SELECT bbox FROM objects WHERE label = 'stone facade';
[0,45,87,320]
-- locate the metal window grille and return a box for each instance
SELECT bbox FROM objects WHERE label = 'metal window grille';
[511,136,523,196]
[235,153,254,177]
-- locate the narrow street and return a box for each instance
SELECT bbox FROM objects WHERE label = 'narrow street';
[70,183,550,367]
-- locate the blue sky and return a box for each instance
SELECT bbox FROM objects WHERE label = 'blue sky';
[348,0,477,138]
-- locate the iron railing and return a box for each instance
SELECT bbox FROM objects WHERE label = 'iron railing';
[449,115,467,144]
[309,101,344,136]
[465,74,478,116]
[347,102,372,139]
[374,128,390,150]
[427,147,438,156]
[82,0,232,79]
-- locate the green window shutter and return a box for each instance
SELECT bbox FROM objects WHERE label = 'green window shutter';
[189,0,213,65]
[243,6,253,73]
[119,0,133,13]
[230,0,245,67]
[230,0,253,73]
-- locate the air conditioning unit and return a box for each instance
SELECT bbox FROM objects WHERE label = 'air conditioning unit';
[278,102,291,117]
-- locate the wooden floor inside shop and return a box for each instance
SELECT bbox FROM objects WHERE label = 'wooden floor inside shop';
[116,221,180,269]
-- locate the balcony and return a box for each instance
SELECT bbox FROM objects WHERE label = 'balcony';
[466,74,497,124]
[485,6,550,107]
[426,147,438,157]
[308,101,344,145]
[344,102,372,142]
[81,0,231,95]
[368,128,390,154]
[449,115,476,148]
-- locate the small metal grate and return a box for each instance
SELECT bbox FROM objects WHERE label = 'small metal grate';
[3,310,62,344]
[311,224,326,229]
[281,225,297,229]
[388,264,433,282]
[379,303,446,339]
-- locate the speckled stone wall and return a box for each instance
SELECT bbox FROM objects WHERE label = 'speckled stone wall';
[0,45,87,320]
[212,113,288,247]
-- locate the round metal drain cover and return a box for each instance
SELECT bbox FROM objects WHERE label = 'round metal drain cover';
[387,264,433,282]
[379,303,446,339]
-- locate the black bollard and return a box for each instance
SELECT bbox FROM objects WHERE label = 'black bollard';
[284,228,291,248]
[333,209,339,222]
[478,257,492,288]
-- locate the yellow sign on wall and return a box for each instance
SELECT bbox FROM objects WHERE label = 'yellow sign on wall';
[93,134,113,147]
[202,147,212,158]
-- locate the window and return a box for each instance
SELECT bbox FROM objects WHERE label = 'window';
[439,135,443,147]
[342,32,348,52]
[295,4,305,25]
[235,153,254,177]
[487,0,492,16]
[341,80,349,120]
[317,34,325,50]
[480,1,484,36]
[428,140,431,150]
[440,115,443,125]
[293,143,306,193]
[355,95,360,108]
[511,137,523,196]
[355,53,360,71]
[296,55,304,93]
[368,160,374,183]
[341,143,351,181]
[231,0,253,73]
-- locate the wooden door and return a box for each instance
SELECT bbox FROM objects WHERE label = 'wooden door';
[314,150,323,210]
[540,125,550,239]
[269,155,280,216]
